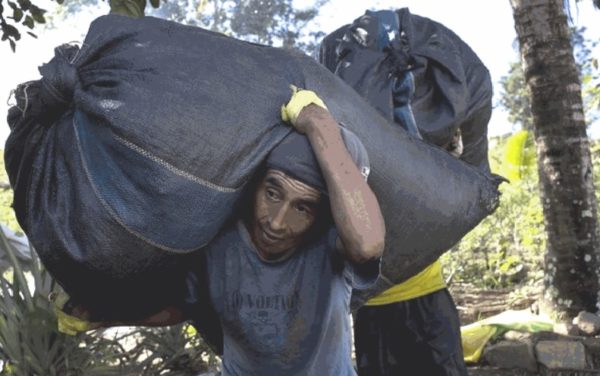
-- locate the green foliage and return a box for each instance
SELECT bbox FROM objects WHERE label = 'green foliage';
[581,51,599,119]
[41,0,328,55]
[0,225,219,374]
[498,62,533,131]
[109,0,160,18]
[442,135,546,289]
[573,26,600,124]
[126,324,219,375]
[0,155,19,233]
[0,0,51,51]
[0,228,133,375]
[1,0,161,45]
[444,135,600,290]
[145,0,329,54]
[591,141,600,208]
[583,69,600,114]
[501,130,536,182]
[218,0,328,51]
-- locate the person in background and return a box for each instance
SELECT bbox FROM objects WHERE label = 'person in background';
[352,133,469,376]
[317,8,494,376]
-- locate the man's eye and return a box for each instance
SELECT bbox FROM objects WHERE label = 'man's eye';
[266,189,278,200]
[297,205,311,214]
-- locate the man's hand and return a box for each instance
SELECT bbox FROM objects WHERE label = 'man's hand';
[55,308,103,335]
[281,86,328,133]
[49,290,102,335]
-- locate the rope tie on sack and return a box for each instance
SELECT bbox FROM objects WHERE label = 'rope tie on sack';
[39,43,80,109]
[7,83,31,115]
[10,43,81,126]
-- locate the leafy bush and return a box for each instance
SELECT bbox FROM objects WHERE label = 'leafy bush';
[0,154,18,232]
[0,227,220,375]
[0,228,133,375]
[0,226,218,375]
[443,135,600,290]
[442,133,545,289]
[127,324,220,375]
[442,176,545,289]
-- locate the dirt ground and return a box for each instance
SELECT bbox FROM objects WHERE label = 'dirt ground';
[449,282,542,326]
[449,283,548,375]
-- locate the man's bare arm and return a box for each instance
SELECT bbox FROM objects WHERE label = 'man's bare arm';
[294,104,385,263]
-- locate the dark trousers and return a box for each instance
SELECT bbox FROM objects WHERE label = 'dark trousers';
[354,289,468,376]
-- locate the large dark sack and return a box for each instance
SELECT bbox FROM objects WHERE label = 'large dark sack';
[5,14,500,319]
[319,8,493,172]
[317,8,499,307]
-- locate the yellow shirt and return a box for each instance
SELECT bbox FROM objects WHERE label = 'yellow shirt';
[365,259,446,306]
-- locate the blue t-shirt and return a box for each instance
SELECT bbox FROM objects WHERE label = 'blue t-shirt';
[186,220,378,376]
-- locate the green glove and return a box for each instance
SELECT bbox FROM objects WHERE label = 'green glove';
[281,85,327,125]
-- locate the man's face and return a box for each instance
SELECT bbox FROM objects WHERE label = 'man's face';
[249,169,322,260]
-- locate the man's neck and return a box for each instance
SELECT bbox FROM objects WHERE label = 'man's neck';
[255,245,296,264]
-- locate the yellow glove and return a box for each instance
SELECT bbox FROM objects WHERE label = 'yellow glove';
[55,308,99,336]
[281,85,327,125]
[49,290,99,336]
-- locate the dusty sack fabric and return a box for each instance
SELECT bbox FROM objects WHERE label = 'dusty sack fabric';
[319,8,493,172]
[5,14,500,319]
[5,15,302,319]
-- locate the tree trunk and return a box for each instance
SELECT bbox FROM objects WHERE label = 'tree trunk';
[510,0,599,319]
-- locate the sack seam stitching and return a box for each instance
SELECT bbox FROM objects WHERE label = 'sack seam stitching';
[73,117,204,254]
[113,133,237,193]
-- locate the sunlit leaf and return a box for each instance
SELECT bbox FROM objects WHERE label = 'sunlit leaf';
[502,130,531,182]
[16,0,32,10]
[29,6,46,23]
[13,8,24,22]
[109,0,146,18]
[23,15,34,29]
[4,24,20,39]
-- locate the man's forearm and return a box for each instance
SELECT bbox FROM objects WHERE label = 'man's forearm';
[299,105,385,263]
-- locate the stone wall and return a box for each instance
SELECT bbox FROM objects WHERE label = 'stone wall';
[469,331,600,375]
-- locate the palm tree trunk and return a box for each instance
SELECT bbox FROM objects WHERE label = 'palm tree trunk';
[510,0,599,318]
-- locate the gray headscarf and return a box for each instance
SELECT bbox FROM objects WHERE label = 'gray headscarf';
[265,125,370,195]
